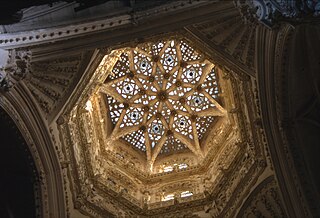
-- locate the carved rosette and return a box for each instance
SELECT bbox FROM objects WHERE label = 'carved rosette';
[0,49,31,91]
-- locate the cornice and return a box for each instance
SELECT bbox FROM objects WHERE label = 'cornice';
[19,1,235,62]
[0,14,132,49]
[0,0,216,51]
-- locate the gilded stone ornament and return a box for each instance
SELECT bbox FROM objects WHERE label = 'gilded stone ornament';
[57,35,269,217]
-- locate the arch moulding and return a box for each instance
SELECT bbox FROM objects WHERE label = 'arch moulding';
[0,81,67,218]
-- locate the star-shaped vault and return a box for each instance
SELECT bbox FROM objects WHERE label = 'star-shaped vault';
[99,39,226,170]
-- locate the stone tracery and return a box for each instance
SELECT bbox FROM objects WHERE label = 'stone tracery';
[0,0,316,217]
[58,35,269,216]
[101,39,226,168]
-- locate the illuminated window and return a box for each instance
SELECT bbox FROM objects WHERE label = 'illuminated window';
[162,193,174,201]
[163,166,173,172]
[180,191,193,198]
[101,39,226,166]
[85,100,93,112]
[178,163,188,169]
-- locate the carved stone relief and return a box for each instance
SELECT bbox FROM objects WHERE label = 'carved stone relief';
[186,11,257,76]
[237,176,287,217]
[1,1,311,217]
[57,35,269,217]
[0,49,31,91]
[24,53,83,115]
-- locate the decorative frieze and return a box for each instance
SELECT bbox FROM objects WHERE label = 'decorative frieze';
[0,0,207,49]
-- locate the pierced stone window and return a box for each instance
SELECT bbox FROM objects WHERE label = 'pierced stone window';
[162,193,175,201]
[101,39,226,170]
[163,166,174,173]
[178,163,188,169]
[180,191,193,198]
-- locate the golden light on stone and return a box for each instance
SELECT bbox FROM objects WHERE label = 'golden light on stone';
[60,36,263,216]
[85,100,93,112]
[101,39,226,169]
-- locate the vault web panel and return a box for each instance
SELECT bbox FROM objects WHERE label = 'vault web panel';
[109,53,130,80]
[202,67,219,98]
[180,40,202,62]
[122,130,146,152]
[106,95,124,124]
[196,116,215,141]
[160,135,187,155]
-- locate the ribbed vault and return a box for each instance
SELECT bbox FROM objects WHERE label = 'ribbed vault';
[57,34,268,217]
[2,1,315,217]
[100,39,226,170]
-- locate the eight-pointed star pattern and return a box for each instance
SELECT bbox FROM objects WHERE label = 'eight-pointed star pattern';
[100,39,226,168]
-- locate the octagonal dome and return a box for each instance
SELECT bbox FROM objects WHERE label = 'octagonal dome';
[59,35,264,217]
